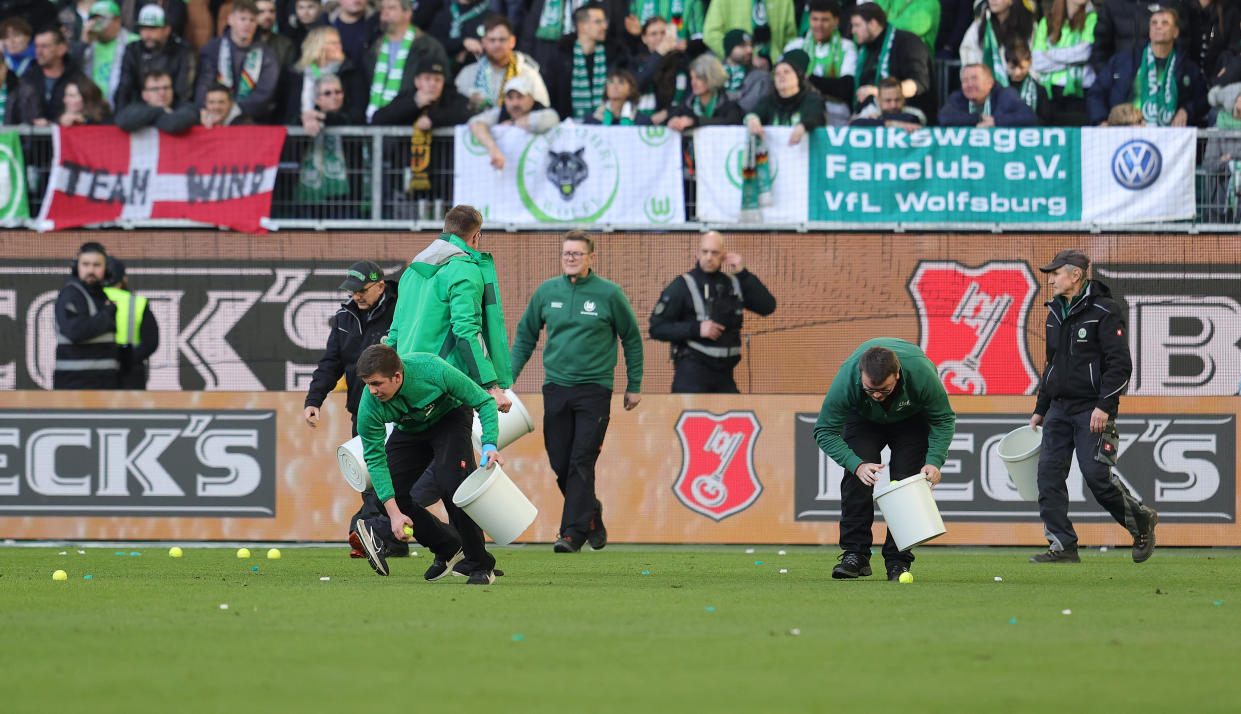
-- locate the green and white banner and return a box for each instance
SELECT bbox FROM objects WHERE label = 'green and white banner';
[0,131,29,220]
[453,123,684,224]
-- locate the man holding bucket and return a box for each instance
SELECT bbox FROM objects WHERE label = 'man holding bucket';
[813,338,956,581]
[510,230,644,553]
[1028,249,1157,564]
[353,344,504,585]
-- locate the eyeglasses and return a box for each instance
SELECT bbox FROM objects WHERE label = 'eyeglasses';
[861,378,897,398]
[318,89,343,96]
[350,282,380,297]
[561,251,587,259]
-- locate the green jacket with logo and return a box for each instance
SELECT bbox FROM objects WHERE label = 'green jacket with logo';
[510,270,644,392]
[385,233,513,389]
[356,353,499,503]
[813,337,956,476]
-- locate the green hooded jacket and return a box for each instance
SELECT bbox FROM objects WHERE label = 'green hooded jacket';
[385,233,513,389]
[357,353,499,503]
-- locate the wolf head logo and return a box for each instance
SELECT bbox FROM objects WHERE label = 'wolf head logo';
[547,148,589,201]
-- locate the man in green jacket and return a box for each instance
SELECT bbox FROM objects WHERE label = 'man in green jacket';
[813,338,956,581]
[510,231,644,553]
[353,344,504,585]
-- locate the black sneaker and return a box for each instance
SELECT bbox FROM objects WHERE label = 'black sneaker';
[831,552,872,579]
[354,518,389,576]
[1132,505,1158,564]
[886,562,911,581]
[423,549,464,581]
[1029,548,1081,563]
[466,569,495,585]
[587,501,607,551]
[554,536,581,553]
[452,561,504,577]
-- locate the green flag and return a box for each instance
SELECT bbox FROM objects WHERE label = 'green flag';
[0,131,29,219]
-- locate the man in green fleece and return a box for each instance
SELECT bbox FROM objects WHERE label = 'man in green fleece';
[510,231,644,554]
[813,338,955,582]
[352,344,503,585]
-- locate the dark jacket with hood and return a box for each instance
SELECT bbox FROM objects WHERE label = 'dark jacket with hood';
[53,268,120,389]
[370,80,472,126]
[1034,279,1132,418]
[304,279,399,424]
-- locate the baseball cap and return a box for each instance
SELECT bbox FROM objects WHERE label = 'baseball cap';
[339,261,383,292]
[724,29,752,57]
[90,0,120,18]
[414,58,446,77]
[137,4,167,27]
[1039,249,1090,273]
[503,75,533,97]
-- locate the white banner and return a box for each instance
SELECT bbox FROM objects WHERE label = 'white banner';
[693,126,809,223]
[453,122,684,224]
[1080,127,1196,223]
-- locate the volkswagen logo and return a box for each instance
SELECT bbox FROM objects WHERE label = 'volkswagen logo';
[1111,139,1162,190]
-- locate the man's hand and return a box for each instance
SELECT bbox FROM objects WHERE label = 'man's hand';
[855,462,886,486]
[481,444,504,468]
[1029,413,1043,428]
[746,115,764,138]
[977,114,996,128]
[303,405,320,428]
[1172,108,1188,127]
[788,123,806,144]
[623,392,641,410]
[489,386,512,413]
[666,115,694,131]
[385,501,414,542]
[414,115,433,131]
[722,252,743,274]
[699,319,725,340]
[1089,407,1109,433]
[855,85,878,105]
[301,109,325,136]
[489,148,506,169]
[920,463,942,488]
[463,37,482,56]
[199,109,217,128]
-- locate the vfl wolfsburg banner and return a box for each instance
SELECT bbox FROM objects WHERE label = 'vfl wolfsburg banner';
[453,123,685,224]
[693,126,809,223]
[0,131,29,219]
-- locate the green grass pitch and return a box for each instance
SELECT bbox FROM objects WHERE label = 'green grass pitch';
[2,545,1236,713]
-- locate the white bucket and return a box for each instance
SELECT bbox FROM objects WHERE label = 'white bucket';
[470,389,535,453]
[996,425,1042,502]
[873,475,947,551]
[452,462,538,545]
[336,423,395,493]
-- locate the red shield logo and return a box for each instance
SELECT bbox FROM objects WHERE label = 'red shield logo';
[673,411,762,521]
[909,261,1039,395]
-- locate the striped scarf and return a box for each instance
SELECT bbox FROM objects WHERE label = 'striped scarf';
[1017,75,1040,113]
[724,63,746,91]
[536,0,584,41]
[632,0,689,39]
[1136,46,1177,127]
[450,0,490,39]
[473,55,519,109]
[601,101,636,124]
[805,31,844,78]
[217,35,264,100]
[982,17,1010,86]
[855,25,894,98]
[571,42,606,119]
[366,29,415,122]
[691,91,717,118]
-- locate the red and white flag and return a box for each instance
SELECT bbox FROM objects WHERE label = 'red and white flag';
[37,125,287,234]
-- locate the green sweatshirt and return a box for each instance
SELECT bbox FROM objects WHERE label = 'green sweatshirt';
[813,337,956,476]
[384,233,513,389]
[510,270,644,392]
[356,353,499,503]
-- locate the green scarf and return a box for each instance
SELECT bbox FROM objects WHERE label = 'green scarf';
[798,1,809,34]
[631,0,695,40]
[571,41,607,119]
[1017,75,1040,112]
[450,0,489,39]
[982,17,1010,86]
[536,0,581,41]
[366,29,415,121]
[1135,46,1177,126]
[970,95,992,117]
[855,25,895,99]
[805,30,845,78]
[724,62,747,91]
[217,35,264,100]
[296,133,349,202]
[602,101,636,124]
[751,0,771,58]
[740,132,772,220]
[691,91,717,118]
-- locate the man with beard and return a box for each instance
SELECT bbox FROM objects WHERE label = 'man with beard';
[194,0,280,123]
[115,5,194,109]
[54,242,121,390]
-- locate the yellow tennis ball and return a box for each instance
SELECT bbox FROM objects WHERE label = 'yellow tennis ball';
[403,525,414,538]
[52,569,68,581]
[169,546,183,558]
[266,548,281,560]
[899,571,914,584]
[236,548,251,559]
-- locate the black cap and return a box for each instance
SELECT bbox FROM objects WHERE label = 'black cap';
[1039,249,1090,273]
[724,29,752,58]
[340,261,383,292]
[414,58,446,77]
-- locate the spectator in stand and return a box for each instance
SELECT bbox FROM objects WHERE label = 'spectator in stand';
[59,0,98,58]
[936,0,975,59]
[125,0,188,39]
[721,29,772,113]
[1202,82,1241,222]
[2,18,37,78]
[627,16,687,121]
[873,0,939,52]
[195,0,280,122]
[1032,0,1095,126]
[286,0,328,52]
[624,0,706,55]
[22,27,87,125]
[469,74,559,169]
[704,0,796,70]
[454,15,550,115]
[850,75,927,129]
[330,0,379,65]
[782,0,855,125]
[549,3,623,120]
[1089,0,1177,75]
[115,5,194,110]
[585,67,652,123]
[522,0,632,78]
[940,62,1038,125]
[371,56,472,124]
[1,0,58,39]
[115,67,197,130]
[1104,101,1144,124]
[255,0,298,67]
[1088,7,1207,125]
[293,74,357,216]
[960,0,1037,87]
[666,52,743,129]
[744,48,824,144]
[428,0,491,69]
[363,0,450,123]
[850,3,933,121]
[0,51,41,123]
[1181,0,1239,81]
[1008,39,1053,124]
[200,80,252,125]
[79,1,133,108]
[58,74,111,123]
[288,26,366,125]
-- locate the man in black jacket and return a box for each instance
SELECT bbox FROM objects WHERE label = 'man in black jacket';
[370,57,472,126]
[649,231,776,393]
[21,27,88,124]
[1028,249,1157,565]
[114,5,195,110]
[939,63,1037,126]
[1087,8,1206,126]
[848,2,933,122]
[53,242,120,389]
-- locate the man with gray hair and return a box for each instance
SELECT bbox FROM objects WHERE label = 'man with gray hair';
[1028,249,1157,565]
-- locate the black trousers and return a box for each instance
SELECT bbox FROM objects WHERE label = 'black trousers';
[838,414,930,566]
[348,413,440,541]
[377,406,496,572]
[671,354,739,394]
[543,382,612,540]
[1036,403,1143,551]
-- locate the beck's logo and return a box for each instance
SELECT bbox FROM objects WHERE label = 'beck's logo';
[673,411,762,521]
[909,261,1040,395]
